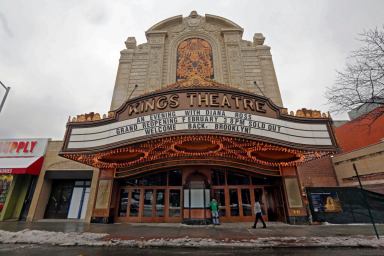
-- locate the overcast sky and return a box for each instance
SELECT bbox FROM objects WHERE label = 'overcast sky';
[1,0,383,139]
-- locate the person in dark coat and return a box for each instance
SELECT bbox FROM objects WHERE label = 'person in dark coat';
[252,200,266,228]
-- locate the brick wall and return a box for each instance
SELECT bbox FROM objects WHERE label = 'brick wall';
[296,156,338,188]
[335,106,384,153]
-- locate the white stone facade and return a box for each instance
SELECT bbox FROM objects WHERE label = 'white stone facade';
[110,11,283,110]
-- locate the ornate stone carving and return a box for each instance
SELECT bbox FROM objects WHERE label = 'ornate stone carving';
[202,22,220,32]
[165,74,231,90]
[186,10,201,27]
[294,108,328,118]
[125,37,137,49]
[253,33,265,46]
[70,112,112,123]
[176,38,214,81]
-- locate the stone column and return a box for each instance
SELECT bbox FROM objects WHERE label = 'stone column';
[91,168,115,223]
[110,37,136,111]
[254,33,283,107]
[281,166,307,224]
[145,31,167,91]
[222,29,245,87]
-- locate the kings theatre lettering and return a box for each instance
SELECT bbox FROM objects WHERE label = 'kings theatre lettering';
[126,92,268,117]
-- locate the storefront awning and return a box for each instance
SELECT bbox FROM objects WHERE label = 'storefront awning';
[0,156,44,175]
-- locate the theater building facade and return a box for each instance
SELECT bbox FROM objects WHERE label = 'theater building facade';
[59,12,338,224]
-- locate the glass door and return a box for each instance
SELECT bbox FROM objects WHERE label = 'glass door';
[129,189,141,218]
[143,189,153,217]
[229,188,239,216]
[265,186,285,221]
[117,187,179,222]
[212,189,226,217]
[241,189,252,216]
[155,189,165,217]
[45,180,74,219]
[118,189,129,217]
[169,189,181,217]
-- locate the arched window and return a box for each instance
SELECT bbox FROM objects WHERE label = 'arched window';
[176,38,214,81]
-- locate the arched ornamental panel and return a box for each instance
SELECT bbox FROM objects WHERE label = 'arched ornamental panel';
[60,76,338,178]
[176,38,214,81]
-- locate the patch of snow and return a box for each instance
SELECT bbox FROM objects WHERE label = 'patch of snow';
[0,229,108,246]
[0,229,383,248]
[321,222,379,226]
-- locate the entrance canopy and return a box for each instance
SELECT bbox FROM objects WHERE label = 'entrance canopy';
[60,76,338,175]
[0,156,44,175]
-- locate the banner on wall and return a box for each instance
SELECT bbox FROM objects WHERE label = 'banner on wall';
[310,192,342,213]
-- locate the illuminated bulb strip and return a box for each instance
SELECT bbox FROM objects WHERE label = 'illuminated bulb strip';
[62,135,334,169]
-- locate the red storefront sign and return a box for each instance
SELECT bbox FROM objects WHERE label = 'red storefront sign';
[0,139,48,175]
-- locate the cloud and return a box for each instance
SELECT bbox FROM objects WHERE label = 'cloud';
[0,12,13,37]
[0,0,383,139]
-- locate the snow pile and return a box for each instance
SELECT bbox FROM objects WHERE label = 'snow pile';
[0,229,383,248]
[128,236,384,248]
[0,229,108,246]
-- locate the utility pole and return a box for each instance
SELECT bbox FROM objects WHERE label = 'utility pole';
[353,163,380,239]
[0,81,11,113]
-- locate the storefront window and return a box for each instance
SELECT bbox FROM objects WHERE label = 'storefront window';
[129,189,140,217]
[229,189,239,216]
[211,170,225,186]
[168,170,182,186]
[45,180,75,219]
[252,176,273,185]
[213,189,226,217]
[0,175,13,213]
[143,189,153,217]
[254,188,265,215]
[241,189,252,216]
[118,189,129,217]
[124,172,167,186]
[254,188,263,201]
[227,172,250,185]
[156,190,165,217]
[169,190,181,217]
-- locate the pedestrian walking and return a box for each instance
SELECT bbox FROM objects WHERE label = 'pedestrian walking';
[210,198,220,225]
[252,200,266,228]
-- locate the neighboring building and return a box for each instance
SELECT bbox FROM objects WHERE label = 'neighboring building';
[332,106,384,194]
[58,12,338,224]
[0,138,48,221]
[347,98,384,121]
[27,141,99,222]
[332,120,348,128]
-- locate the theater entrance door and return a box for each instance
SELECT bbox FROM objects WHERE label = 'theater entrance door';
[183,172,210,224]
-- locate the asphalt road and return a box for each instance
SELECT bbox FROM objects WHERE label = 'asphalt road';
[0,245,382,256]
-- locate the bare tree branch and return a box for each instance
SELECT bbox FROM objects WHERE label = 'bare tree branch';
[325,26,384,122]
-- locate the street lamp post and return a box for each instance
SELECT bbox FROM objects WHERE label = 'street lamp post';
[0,80,11,113]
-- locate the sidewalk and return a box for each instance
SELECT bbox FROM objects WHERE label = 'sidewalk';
[0,221,383,248]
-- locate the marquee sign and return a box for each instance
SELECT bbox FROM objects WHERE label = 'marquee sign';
[61,81,337,155]
[67,109,332,150]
